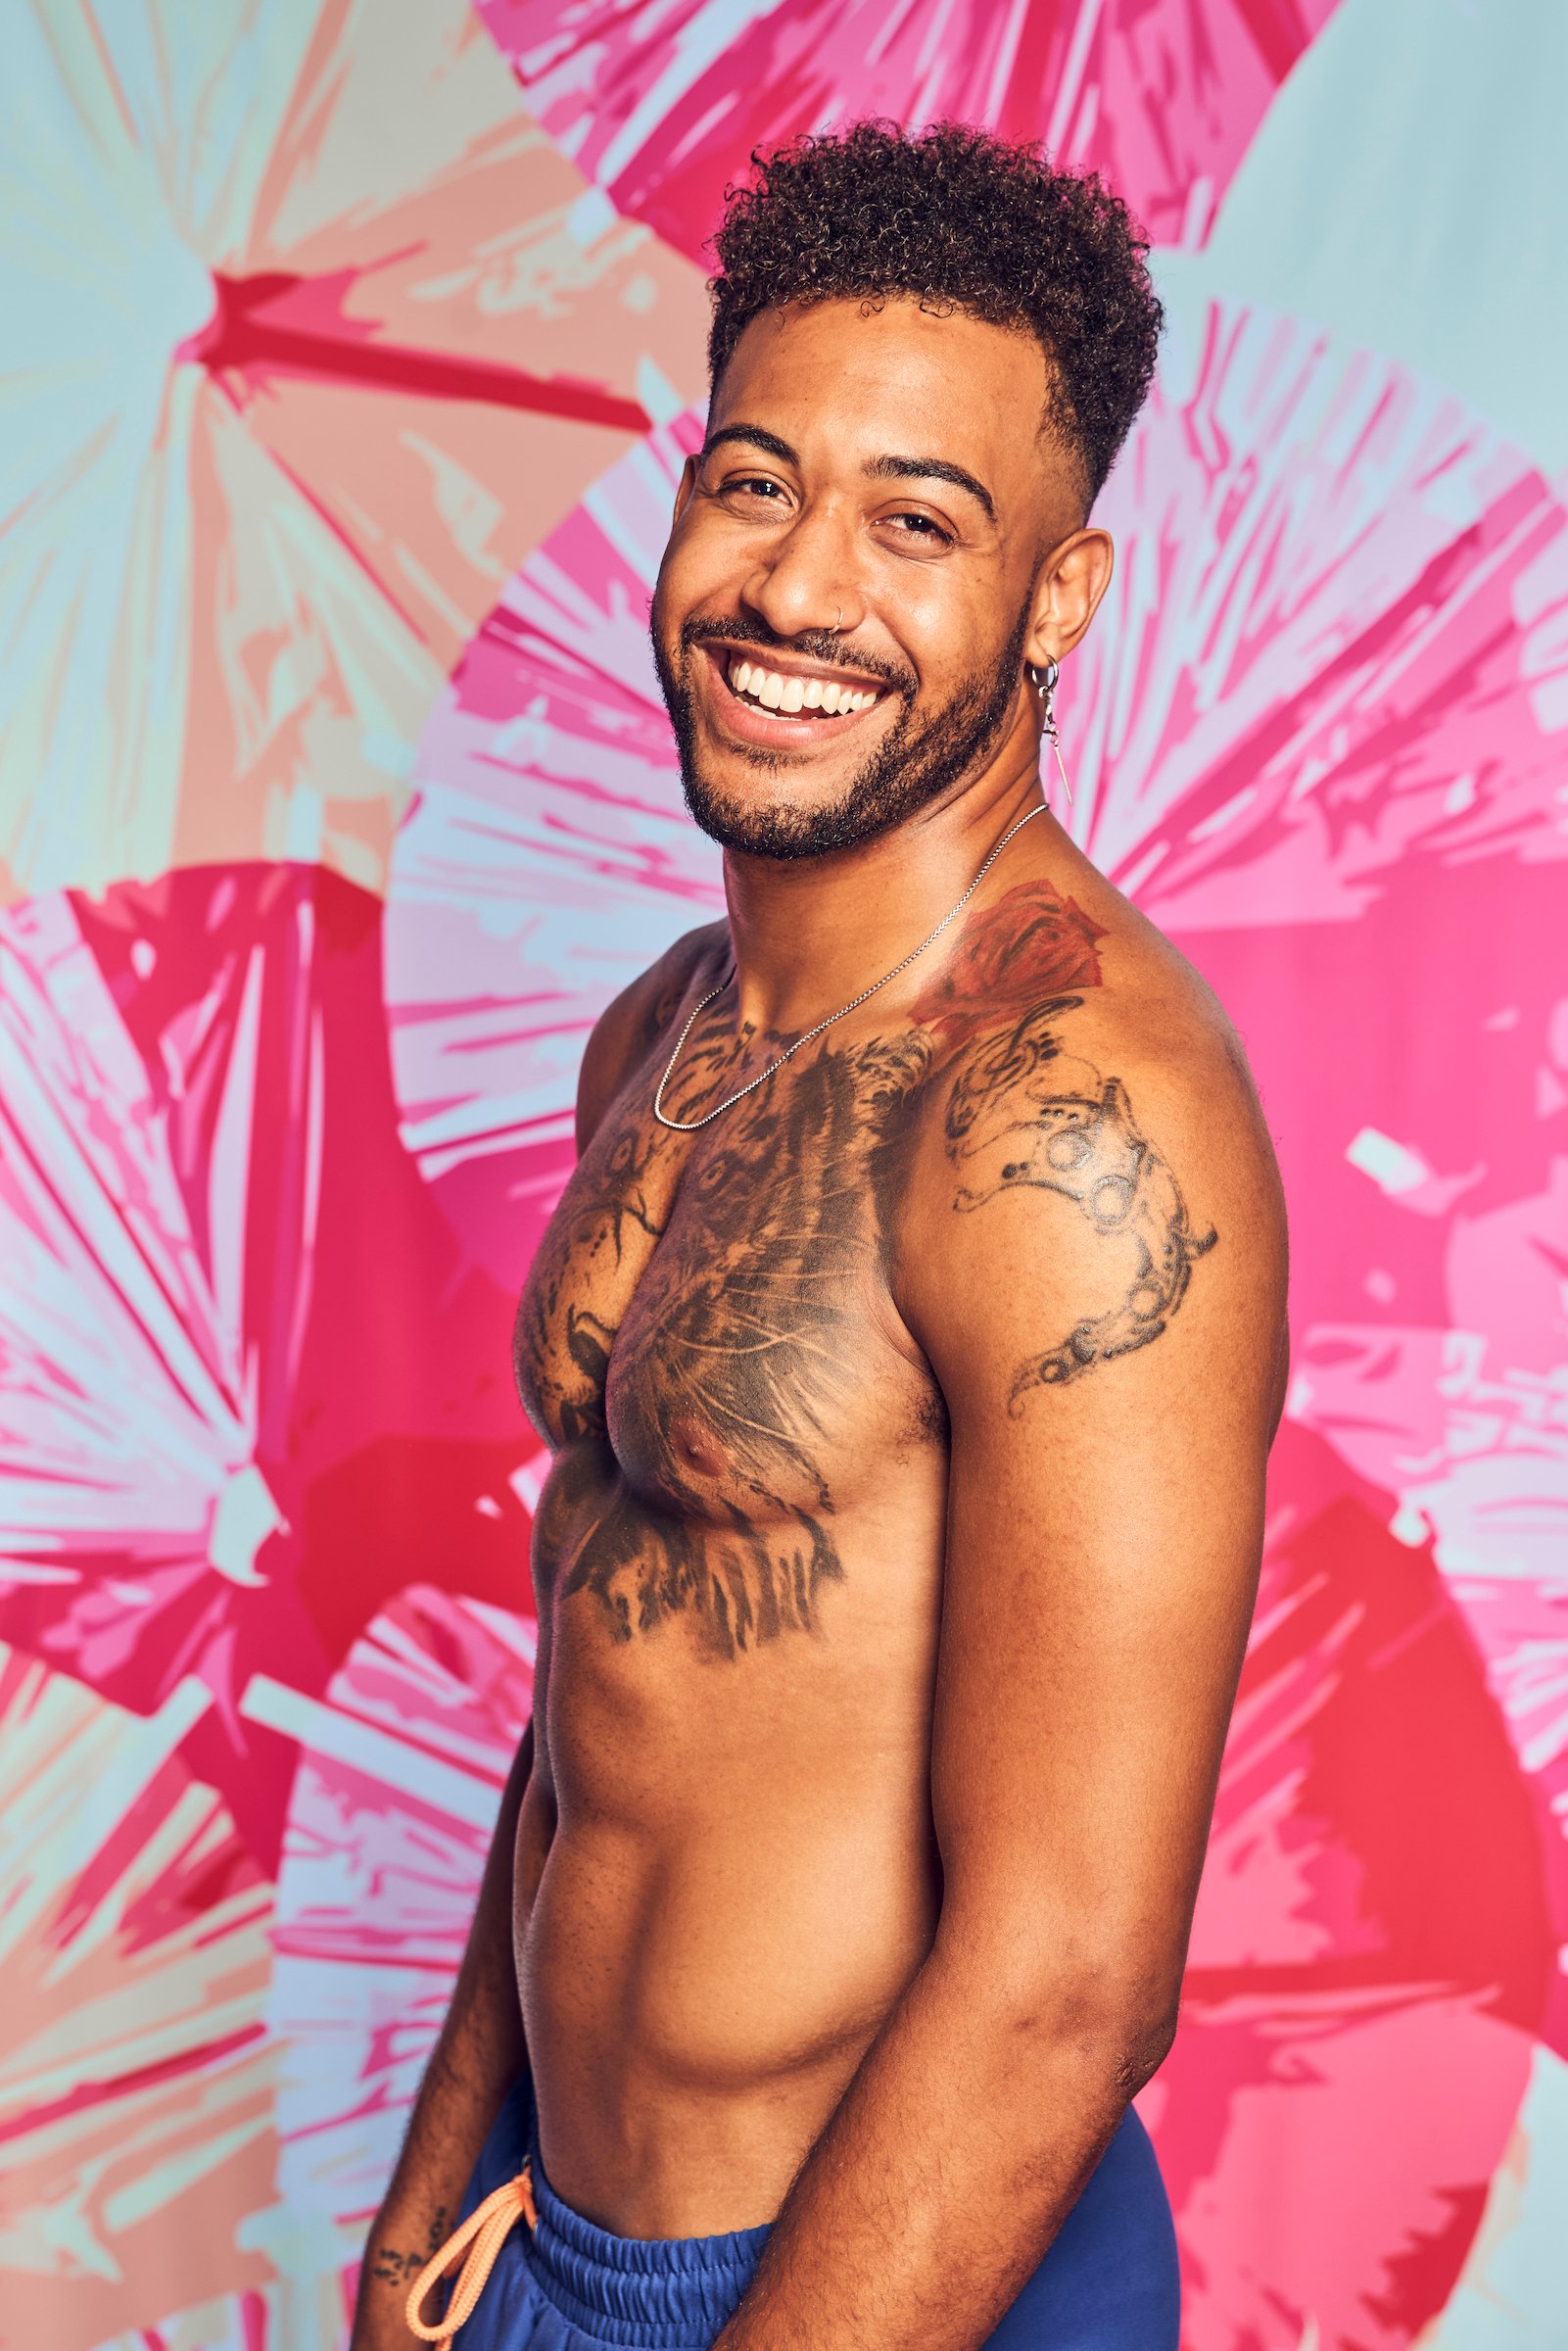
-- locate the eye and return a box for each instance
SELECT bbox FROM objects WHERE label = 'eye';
[718,472,789,507]
[878,509,955,549]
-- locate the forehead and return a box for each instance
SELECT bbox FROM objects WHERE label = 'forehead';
[711,297,1055,501]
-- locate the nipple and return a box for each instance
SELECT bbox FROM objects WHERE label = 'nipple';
[669,1414,727,1481]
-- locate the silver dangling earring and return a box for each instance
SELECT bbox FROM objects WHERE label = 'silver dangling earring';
[1027,656,1073,806]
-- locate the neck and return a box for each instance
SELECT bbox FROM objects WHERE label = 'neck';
[720,741,1061,1036]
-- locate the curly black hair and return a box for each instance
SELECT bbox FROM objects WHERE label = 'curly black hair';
[708,121,1163,507]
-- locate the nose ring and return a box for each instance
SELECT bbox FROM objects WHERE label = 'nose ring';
[835,603,843,632]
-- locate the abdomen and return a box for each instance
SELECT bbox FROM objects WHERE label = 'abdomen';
[517,1446,945,2231]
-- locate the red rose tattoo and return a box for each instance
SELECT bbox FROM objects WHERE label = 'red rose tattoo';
[911,880,1106,1043]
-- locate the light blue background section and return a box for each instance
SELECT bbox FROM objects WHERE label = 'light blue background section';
[1154,0,1568,481]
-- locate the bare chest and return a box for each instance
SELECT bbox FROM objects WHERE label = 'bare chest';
[514,1032,938,1655]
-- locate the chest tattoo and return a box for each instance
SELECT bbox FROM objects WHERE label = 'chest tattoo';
[524,1026,931,1660]
[523,877,1217,1656]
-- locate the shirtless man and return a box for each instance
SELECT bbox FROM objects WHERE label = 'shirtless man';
[354,122,1288,2351]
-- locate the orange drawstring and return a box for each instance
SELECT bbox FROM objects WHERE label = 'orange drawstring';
[405,2162,537,2345]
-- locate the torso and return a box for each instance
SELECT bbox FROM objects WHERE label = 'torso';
[512,935,960,2233]
[509,860,1235,2237]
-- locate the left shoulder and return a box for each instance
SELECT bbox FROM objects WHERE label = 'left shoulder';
[893,907,1286,1419]
[1044,936,1279,1222]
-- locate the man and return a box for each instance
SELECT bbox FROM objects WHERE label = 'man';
[354,121,1287,2351]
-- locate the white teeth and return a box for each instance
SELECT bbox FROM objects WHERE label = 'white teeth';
[726,657,879,716]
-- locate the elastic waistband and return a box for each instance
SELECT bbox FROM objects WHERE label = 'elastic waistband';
[525,2127,771,2349]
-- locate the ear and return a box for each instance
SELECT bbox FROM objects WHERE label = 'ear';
[671,456,699,525]
[1023,528,1115,668]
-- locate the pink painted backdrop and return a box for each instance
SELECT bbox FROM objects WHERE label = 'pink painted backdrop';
[2,4,1564,2346]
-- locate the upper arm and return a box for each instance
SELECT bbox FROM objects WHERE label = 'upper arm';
[900,999,1287,2024]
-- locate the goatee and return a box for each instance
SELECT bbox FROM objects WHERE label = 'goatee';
[651,604,1031,861]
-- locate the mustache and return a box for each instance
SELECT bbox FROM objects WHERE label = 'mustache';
[679,613,917,696]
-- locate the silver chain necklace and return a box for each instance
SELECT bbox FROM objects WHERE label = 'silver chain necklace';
[652,798,1049,1131]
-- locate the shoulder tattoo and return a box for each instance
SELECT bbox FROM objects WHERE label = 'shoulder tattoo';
[920,881,1217,1409]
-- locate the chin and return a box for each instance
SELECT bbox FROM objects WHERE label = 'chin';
[681,781,855,862]
[679,760,926,862]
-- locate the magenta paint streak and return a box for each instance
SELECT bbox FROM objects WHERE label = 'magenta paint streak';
[179,268,652,434]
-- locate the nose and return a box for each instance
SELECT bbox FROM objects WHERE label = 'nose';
[740,497,864,641]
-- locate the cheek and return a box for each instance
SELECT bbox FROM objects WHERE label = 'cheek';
[662,507,769,617]
[651,536,733,676]
[878,570,998,694]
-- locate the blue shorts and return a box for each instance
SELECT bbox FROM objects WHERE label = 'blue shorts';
[447,2078,1179,2348]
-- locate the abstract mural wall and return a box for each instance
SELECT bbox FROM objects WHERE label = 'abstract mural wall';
[2,3,1565,2346]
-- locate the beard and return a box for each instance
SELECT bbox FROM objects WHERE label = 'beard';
[651,600,1031,861]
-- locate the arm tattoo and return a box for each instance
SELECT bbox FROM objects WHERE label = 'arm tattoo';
[944,999,1217,1408]
[368,2202,451,2287]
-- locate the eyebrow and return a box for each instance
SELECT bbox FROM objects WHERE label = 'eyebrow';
[865,453,995,523]
[701,426,996,524]
[701,423,798,466]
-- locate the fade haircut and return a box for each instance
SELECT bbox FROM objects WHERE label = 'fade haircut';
[707,120,1163,508]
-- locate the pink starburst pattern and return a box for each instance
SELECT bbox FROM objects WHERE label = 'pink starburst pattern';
[0,868,534,1875]
[386,413,720,1292]
[479,0,1341,264]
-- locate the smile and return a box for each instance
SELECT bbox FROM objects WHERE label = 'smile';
[725,654,882,718]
